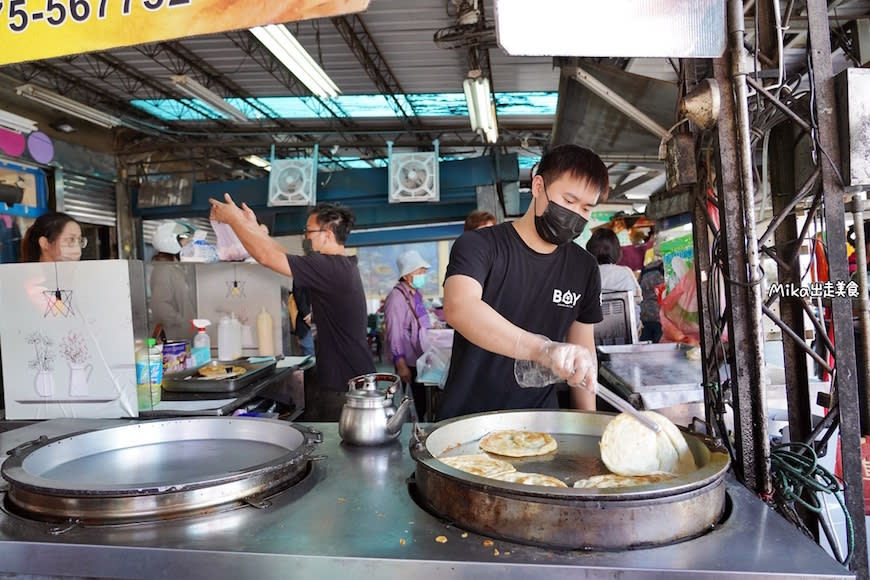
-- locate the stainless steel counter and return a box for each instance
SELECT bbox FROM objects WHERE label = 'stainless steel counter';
[598,344,705,409]
[0,419,854,579]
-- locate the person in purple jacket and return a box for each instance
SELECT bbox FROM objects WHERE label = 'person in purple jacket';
[383,250,433,420]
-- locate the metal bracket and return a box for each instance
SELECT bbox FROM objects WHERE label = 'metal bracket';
[410,423,427,453]
[294,424,323,444]
[6,435,48,457]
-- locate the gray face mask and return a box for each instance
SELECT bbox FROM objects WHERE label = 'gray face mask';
[302,239,319,256]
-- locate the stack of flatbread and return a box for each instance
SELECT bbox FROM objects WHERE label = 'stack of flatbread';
[598,411,697,477]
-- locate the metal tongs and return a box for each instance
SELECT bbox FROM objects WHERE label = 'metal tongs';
[596,383,661,433]
[513,357,661,433]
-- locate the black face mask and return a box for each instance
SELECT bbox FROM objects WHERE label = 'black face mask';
[534,187,589,245]
[302,238,319,256]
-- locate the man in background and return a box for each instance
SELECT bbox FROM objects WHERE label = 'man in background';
[209,195,374,420]
[292,285,315,357]
[464,210,496,231]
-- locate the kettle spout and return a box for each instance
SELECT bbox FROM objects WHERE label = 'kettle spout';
[386,396,412,435]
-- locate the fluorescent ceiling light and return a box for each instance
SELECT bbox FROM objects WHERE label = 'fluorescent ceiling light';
[463,74,498,143]
[170,75,248,122]
[243,154,271,171]
[15,84,121,129]
[0,109,37,134]
[249,25,340,98]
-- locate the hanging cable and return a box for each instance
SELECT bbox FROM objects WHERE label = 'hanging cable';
[770,441,854,566]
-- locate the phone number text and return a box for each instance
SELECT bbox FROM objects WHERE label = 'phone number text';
[1,0,191,32]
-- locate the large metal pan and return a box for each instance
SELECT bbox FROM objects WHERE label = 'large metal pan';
[162,359,277,393]
[410,409,730,550]
[1,417,321,524]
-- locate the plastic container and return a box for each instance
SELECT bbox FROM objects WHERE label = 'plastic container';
[135,338,163,411]
[162,340,189,374]
[191,319,212,366]
[217,314,242,361]
[256,308,274,356]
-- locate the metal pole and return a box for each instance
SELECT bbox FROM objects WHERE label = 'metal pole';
[715,0,771,495]
[806,0,869,576]
[850,193,870,435]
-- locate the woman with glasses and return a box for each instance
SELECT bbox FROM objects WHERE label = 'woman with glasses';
[21,211,86,263]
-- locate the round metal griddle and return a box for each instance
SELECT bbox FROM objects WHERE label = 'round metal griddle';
[410,409,730,550]
[1,417,322,524]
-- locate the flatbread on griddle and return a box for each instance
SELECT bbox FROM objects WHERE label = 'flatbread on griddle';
[573,473,675,489]
[599,411,697,477]
[493,471,568,487]
[439,454,516,478]
[198,365,246,379]
[478,430,558,457]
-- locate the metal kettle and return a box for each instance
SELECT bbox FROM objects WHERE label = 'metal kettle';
[338,373,412,446]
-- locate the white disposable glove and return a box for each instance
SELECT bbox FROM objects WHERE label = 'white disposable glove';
[513,332,597,392]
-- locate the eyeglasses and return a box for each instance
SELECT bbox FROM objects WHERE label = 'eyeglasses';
[59,236,87,249]
[304,228,327,236]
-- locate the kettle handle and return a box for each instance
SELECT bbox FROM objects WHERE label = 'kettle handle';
[347,372,401,393]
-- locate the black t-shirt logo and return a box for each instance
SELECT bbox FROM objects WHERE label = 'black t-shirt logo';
[552,288,581,308]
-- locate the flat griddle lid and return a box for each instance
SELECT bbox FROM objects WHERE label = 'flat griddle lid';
[1,417,321,495]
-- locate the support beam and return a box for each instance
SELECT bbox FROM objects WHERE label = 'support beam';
[572,66,670,140]
[714,0,771,496]
[331,14,423,133]
[806,0,869,576]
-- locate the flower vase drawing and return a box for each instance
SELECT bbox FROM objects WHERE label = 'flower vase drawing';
[68,362,93,397]
[27,332,55,398]
[60,331,92,398]
[34,371,55,398]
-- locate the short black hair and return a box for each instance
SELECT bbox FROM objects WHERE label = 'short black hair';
[536,144,609,202]
[311,202,356,245]
[586,228,622,265]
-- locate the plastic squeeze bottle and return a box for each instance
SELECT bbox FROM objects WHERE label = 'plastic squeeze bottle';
[191,319,212,366]
[257,308,274,356]
[218,314,242,361]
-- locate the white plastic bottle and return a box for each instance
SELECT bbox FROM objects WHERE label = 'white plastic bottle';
[218,314,242,361]
[257,308,274,356]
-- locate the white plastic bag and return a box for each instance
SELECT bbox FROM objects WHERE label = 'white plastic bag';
[179,231,219,263]
[211,220,250,261]
[416,329,454,388]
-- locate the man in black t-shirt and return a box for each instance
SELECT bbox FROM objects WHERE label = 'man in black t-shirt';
[439,145,608,419]
[209,197,374,420]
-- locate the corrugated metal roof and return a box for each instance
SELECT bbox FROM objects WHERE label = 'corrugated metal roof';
[1,0,868,205]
